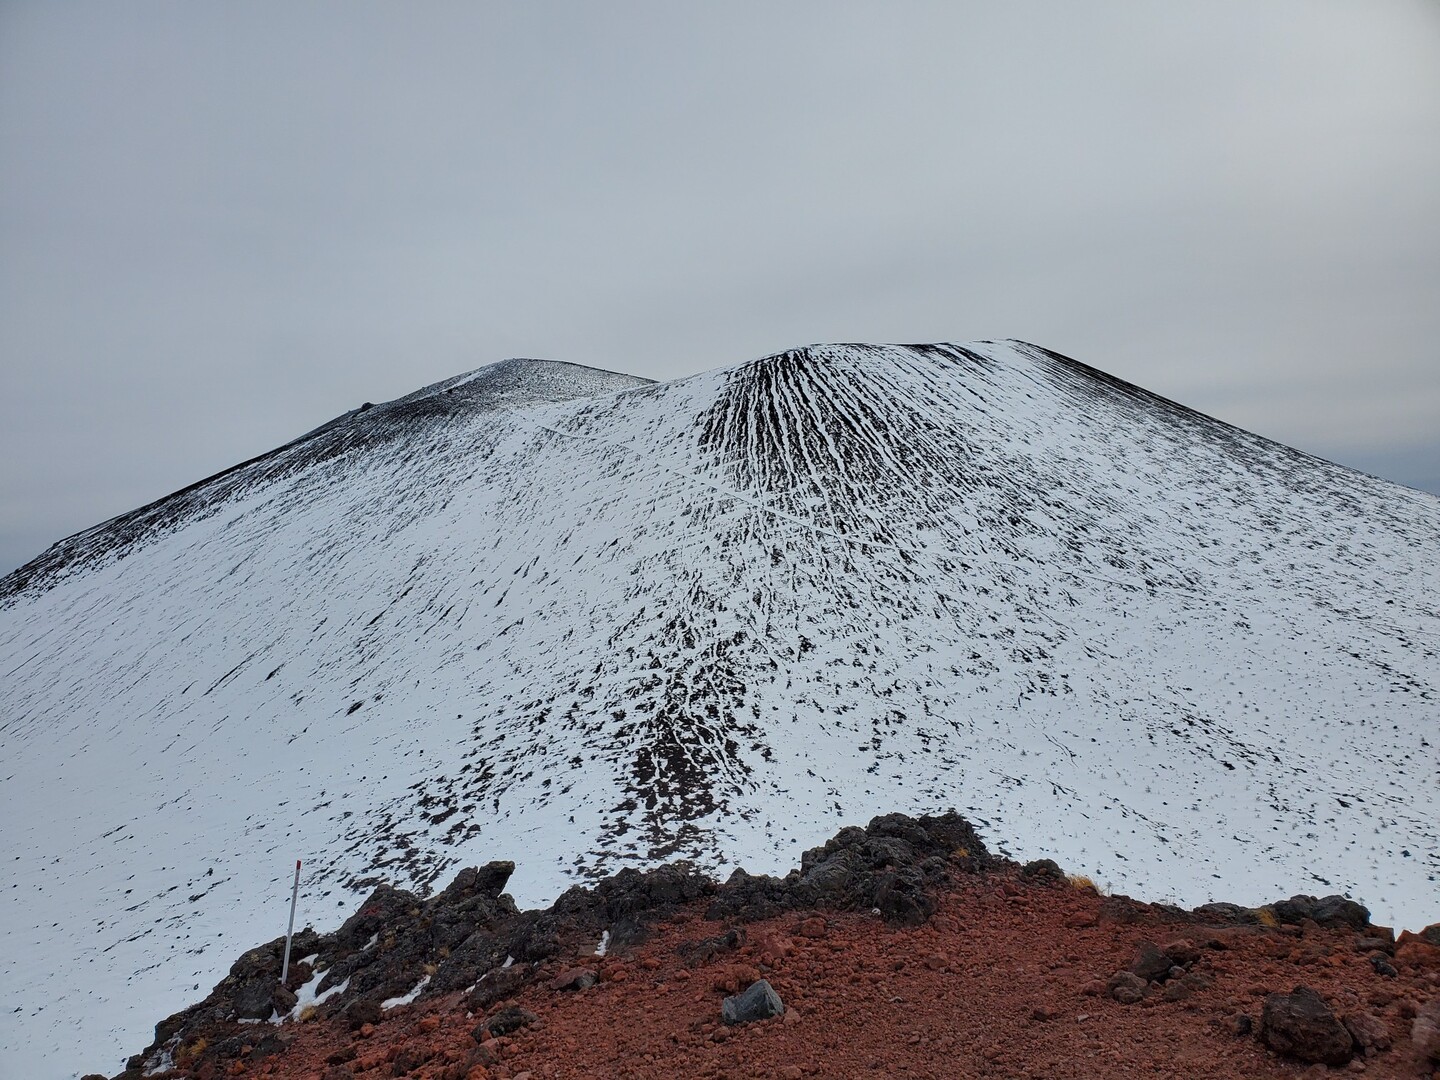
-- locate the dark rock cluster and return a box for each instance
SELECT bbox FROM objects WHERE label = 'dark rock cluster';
[705,811,998,926]
[104,809,1420,1079]
[1192,892,1371,931]
[110,812,996,1078]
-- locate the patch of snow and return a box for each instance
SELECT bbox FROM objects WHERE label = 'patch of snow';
[277,961,348,1024]
[142,1040,177,1076]
[381,975,431,1011]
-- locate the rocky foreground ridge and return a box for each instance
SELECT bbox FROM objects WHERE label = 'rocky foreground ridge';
[102,814,1440,1080]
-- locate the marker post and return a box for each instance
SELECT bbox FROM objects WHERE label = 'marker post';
[280,860,301,985]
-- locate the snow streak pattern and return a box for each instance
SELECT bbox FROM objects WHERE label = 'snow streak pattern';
[1,341,1436,1078]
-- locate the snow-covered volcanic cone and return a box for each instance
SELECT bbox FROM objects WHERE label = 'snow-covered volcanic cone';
[2,341,1436,1076]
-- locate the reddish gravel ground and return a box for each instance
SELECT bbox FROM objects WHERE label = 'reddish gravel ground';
[193,867,1440,1080]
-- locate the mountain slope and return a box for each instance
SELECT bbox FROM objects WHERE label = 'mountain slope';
[2,341,1436,1078]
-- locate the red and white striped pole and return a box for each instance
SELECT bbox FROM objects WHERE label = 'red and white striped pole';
[280,860,301,985]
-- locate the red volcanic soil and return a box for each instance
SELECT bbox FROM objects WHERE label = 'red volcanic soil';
[179,869,1440,1080]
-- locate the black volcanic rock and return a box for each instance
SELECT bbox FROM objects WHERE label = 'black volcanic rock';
[111,812,993,1077]
[1270,894,1370,930]
[1260,986,1355,1065]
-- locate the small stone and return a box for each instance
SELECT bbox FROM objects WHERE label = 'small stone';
[1162,980,1193,1002]
[1342,1011,1391,1054]
[1229,1013,1254,1037]
[1185,971,1214,990]
[924,953,947,971]
[721,979,785,1025]
[466,1043,498,1067]
[1108,971,1147,1005]
[1130,941,1172,983]
[418,1015,440,1033]
[797,917,827,939]
[1163,939,1201,966]
[550,966,598,992]
[485,1006,538,1037]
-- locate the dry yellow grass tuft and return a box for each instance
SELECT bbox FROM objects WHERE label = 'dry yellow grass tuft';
[175,1037,207,1067]
[1067,874,1099,893]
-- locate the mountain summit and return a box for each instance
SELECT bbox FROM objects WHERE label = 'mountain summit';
[2,341,1436,1077]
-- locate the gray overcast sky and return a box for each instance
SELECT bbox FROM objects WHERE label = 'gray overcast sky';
[2,1,1438,576]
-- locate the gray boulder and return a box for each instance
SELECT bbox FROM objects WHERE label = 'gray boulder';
[722,979,784,1025]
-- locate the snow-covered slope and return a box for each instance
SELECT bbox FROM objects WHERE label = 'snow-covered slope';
[2,342,1436,1077]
